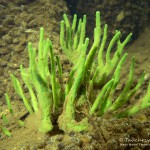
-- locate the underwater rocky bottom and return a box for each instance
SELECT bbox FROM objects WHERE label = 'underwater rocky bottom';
[0,104,149,149]
[0,1,150,150]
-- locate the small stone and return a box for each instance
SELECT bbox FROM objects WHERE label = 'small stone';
[0,59,7,67]
[27,19,38,28]
[37,140,46,149]
[15,44,25,53]
[20,145,30,150]
[8,63,19,69]
[63,143,81,150]
[2,34,12,44]
[144,73,150,81]
[45,144,58,150]
[0,47,11,55]
[2,15,15,26]
[58,143,64,149]
[70,137,82,146]
[0,25,8,36]
[0,3,7,7]
[12,38,19,44]
[132,121,143,131]
[127,128,138,138]
[116,10,124,22]
[135,57,147,64]
[29,145,37,150]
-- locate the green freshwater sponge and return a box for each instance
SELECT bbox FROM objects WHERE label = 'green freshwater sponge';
[2,11,150,135]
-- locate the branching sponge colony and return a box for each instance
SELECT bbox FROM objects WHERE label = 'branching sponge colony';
[1,11,150,135]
